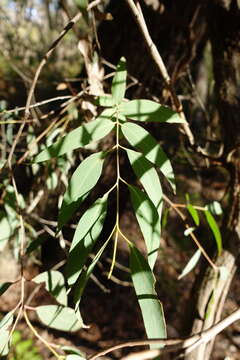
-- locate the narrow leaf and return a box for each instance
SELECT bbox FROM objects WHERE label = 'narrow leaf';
[126,149,163,220]
[0,282,12,296]
[128,184,160,269]
[32,271,67,306]
[36,305,83,332]
[96,95,114,107]
[73,238,110,305]
[205,210,222,255]
[178,249,201,280]
[0,330,11,356]
[34,109,115,162]
[122,122,175,192]
[58,151,106,229]
[120,99,184,123]
[66,194,108,285]
[130,245,166,347]
[111,57,127,104]
[0,312,13,356]
[187,204,200,226]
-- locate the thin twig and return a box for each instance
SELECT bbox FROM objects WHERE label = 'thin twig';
[125,0,194,146]
[163,194,217,270]
[7,11,82,168]
[87,308,240,360]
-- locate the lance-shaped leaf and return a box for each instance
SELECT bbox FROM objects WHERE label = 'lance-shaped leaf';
[178,249,201,280]
[58,151,106,229]
[0,282,13,297]
[36,305,83,332]
[205,210,222,256]
[128,184,160,269]
[95,95,114,107]
[32,270,67,306]
[130,245,166,347]
[126,149,163,221]
[120,99,184,123]
[0,312,14,356]
[73,237,110,306]
[66,194,108,286]
[186,194,200,226]
[187,204,200,226]
[34,109,115,162]
[111,57,127,104]
[122,122,175,192]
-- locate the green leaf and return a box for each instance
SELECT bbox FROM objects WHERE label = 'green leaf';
[205,210,222,256]
[32,271,67,306]
[96,95,114,107]
[122,122,175,192]
[111,57,127,104]
[62,346,85,356]
[36,305,83,332]
[120,99,184,123]
[0,329,11,356]
[0,282,12,296]
[58,151,106,229]
[73,238,110,305]
[34,110,115,162]
[187,204,200,226]
[66,194,108,285]
[128,185,160,269]
[126,149,163,220]
[0,312,13,356]
[74,0,88,11]
[130,245,166,347]
[178,249,201,280]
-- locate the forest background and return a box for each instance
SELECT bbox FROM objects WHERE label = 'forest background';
[0,1,240,359]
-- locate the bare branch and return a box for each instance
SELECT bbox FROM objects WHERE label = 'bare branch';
[87,308,240,359]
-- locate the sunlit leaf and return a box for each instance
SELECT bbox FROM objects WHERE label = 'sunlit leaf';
[120,99,184,123]
[178,249,201,280]
[0,282,12,296]
[96,95,114,107]
[0,312,14,356]
[187,204,200,226]
[111,57,127,104]
[126,149,163,220]
[0,330,11,356]
[62,345,85,357]
[205,210,222,255]
[206,201,223,216]
[122,122,175,192]
[36,305,83,332]
[130,245,166,347]
[66,194,108,285]
[128,185,160,269]
[34,110,115,162]
[32,271,67,306]
[66,355,86,360]
[58,151,106,229]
